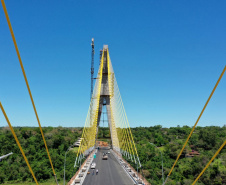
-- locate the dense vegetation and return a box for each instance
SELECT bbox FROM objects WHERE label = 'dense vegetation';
[0,127,82,184]
[0,126,225,185]
[129,125,226,185]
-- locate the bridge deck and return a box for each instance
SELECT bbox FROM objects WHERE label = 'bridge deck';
[83,147,134,185]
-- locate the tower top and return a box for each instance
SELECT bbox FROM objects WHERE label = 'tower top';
[103,45,108,50]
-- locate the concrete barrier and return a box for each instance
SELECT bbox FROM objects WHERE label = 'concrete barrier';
[127,168,132,172]
[111,149,148,185]
[80,173,85,177]
[74,178,81,183]
[81,168,86,172]
[68,150,95,185]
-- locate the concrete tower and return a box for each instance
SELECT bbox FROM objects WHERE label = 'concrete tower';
[95,45,120,151]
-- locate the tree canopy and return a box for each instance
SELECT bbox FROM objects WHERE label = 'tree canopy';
[0,125,225,185]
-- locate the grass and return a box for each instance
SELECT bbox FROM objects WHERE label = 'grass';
[158,146,165,152]
[3,179,63,185]
[70,147,79,153]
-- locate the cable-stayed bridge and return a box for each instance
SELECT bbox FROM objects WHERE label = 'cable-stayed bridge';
[0,0,226,185]
[74,45,140,165]
[69,45,143,184]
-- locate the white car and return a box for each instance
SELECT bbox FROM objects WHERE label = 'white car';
[91,162,96,169]
[107,151,110,154]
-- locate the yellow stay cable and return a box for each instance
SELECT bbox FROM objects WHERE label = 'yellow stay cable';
[119,100,131,155]
[80,97,96,154]
[108,53,139,162]
[116,76,139,161]
[107,54,119,150]
[117,85,136,160]
[192,140,226,185]
[107,50,117,149]
[1,1,58,183]
[113,82,124,151]
[0,102,39,185]
[87,98,95,149]
[110,68,130,155]
[164,66,226,184]
[76,119,88,159]
[88,69,100,148]
[117,84,133,157]
[108,51,126,152]
[122,101,139,162]
[117,93,128,153]
[122,112,135,158]
[91,111,98,147]
[91,51,104,147]
[114,91,126,153]
[83,112,92,151]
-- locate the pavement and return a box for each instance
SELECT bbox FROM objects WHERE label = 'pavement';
[83,147,134,185]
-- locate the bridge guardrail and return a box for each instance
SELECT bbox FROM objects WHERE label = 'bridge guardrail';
[69,150,95,185]
[111,149,145,185]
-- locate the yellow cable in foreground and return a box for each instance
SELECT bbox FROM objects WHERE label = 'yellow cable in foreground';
[1,1,58,184]
[0,102,39,185]
[164,65,226,184]
[192,140,226,185]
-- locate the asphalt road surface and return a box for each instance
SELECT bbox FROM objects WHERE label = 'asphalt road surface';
[83,147,134,185]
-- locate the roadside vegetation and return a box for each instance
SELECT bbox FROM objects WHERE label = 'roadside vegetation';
[0,126,225,185]
[0,127,82,184]
[129,125,226,185]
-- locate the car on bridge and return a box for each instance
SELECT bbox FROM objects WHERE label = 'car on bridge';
[91,162,96,169]
[102,154,108,160]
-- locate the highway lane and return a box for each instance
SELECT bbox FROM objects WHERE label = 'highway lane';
[83,147,134,185]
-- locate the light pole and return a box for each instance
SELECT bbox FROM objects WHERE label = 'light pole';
[136,160,139,185]
[0,152,13,161]
[64,145,74,185]
[149,142,164,185]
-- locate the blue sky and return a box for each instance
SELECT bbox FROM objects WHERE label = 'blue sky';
[0,0,225,128]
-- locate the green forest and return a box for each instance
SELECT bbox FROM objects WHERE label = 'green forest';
[0,126,225,185]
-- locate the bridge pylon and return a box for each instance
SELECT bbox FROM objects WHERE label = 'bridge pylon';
[94,45,120,152]
[75,45,141,168]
